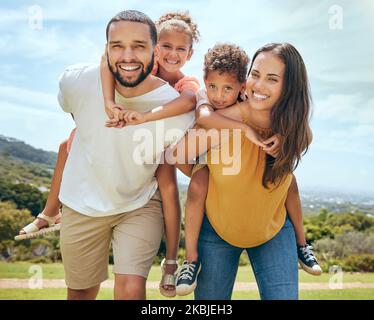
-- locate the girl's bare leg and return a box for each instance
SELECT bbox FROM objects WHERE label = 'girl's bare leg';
[19,140,68,234]
[156,163,181,292]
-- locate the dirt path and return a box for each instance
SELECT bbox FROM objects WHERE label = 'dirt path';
[1,279,374,290]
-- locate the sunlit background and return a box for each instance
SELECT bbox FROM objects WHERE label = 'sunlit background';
[0,0,373,195]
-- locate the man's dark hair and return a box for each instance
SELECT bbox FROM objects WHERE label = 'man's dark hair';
[106,10,157,45]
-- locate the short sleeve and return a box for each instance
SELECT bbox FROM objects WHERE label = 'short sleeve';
[57,64,89,113]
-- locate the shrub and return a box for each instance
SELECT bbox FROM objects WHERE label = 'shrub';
[320,254,374,273]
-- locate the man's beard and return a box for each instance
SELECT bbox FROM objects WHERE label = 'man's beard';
[107,54,154,88]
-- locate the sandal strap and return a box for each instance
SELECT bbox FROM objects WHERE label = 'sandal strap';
[161,274,176,286]
[163,259,178,265]
[36,212,60,226]
[21,221,40,234]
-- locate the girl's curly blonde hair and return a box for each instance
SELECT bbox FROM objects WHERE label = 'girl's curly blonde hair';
[155,11,200,48]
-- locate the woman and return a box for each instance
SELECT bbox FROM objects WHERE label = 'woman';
[173,43,312,300]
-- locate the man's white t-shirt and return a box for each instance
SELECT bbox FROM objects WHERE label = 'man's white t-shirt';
[58,64,195,217]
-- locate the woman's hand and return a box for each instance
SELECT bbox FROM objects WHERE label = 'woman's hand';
[262,134,283,158]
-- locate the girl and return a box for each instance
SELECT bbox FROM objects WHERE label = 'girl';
[170,43,321,299]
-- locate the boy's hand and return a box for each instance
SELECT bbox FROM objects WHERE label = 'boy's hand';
[243,125,267,149]
[122,110,146,125]
[105,103,126,128]
[263,134,282,158]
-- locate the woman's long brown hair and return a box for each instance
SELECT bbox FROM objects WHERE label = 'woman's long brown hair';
[249,43,312,188]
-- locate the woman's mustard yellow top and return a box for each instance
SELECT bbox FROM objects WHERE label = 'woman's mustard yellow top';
[204,104,293,248]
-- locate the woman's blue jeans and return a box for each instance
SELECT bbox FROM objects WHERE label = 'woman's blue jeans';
[194,214,298,300]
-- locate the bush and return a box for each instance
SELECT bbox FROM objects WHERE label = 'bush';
[314,232,374,260]
[303,210,374,243]
[320,254,374,273]
[343,254,374,272]
[0,202,60,262]
[0,179,45,216]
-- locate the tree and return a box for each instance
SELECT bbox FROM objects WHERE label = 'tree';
[0,202,33,241]
[0,178,44,216]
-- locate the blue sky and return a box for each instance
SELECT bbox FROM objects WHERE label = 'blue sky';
[0,0,373,195]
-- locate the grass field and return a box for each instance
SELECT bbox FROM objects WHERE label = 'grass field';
[1,288,374,300]
[1,262,374,283]
[1,262,374,300]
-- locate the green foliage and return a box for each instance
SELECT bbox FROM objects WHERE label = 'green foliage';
[0,135,57,189]
[0,202,60,262]
[343,255,374,272]
[306,210,374,273]
[304,210,374,243]
[321,255,374,273]
[0,178,45,215]
[0,202,34,241]
[0,154,54,188]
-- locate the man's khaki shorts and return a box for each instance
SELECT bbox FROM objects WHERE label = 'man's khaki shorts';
[60,190,164,290]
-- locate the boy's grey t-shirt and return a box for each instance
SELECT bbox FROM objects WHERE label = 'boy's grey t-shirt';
[58,64,195,217]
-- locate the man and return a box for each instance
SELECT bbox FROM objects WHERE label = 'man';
[58,10,194,300]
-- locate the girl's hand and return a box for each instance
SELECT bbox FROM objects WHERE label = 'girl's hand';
[122,110,146,126]
[262,134,282,158]
[243,125,267,149]
[105,103,126,128]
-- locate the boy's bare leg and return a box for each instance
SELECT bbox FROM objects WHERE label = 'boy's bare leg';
[156,163,181,291]
[19,140,68,234]
[286,175,306,246]
[184,167,209,262]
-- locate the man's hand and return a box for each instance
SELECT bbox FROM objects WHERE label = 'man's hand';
[263,134,283,158]
[243,125,267,149]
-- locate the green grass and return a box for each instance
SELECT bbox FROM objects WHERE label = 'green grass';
[1,262,374,300]
[2,262,374,283]
[1,288,373,300]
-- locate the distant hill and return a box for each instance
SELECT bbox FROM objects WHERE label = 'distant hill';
[0,135,57,188]
[0,135,56,167]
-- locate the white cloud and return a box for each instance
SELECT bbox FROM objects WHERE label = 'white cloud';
[310,92,374,158]
[0,24,103,64]
[0,85,60,113]
[314,94,374,125]
[0,100,74,152]
[311,126,374,157]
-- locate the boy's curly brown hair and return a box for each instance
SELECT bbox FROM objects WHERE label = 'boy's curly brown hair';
[204,43,249,83]
[155,11,200,48]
